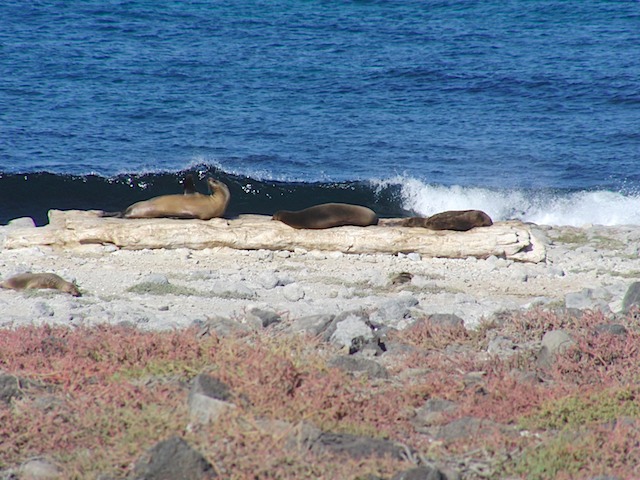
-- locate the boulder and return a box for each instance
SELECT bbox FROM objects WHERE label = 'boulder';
[130,436,216,479]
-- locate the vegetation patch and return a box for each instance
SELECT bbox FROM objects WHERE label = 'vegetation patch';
[127,281,199,296]
[520,387,640,431]
[551,229,588,245]
[1,308,640,478]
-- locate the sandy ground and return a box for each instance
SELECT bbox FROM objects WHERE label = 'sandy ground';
[1,222,639,331]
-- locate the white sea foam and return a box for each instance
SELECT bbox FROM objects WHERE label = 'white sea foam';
[378,177,640,227]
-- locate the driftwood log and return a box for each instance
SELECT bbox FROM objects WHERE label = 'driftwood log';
[2,210,547,263]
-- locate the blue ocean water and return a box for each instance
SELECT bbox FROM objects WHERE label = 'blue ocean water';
[1,1,639,226]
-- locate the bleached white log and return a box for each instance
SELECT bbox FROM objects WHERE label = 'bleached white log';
[2,210,546,263]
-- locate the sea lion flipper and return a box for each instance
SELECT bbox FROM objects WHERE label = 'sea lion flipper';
[182,174,197,195]
[100,211,124,218]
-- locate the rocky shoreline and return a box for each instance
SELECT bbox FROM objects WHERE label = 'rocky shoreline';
[1,215,640,479]
[1,216,639,331]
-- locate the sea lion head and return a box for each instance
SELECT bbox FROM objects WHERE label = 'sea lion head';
[207,178,230,197]
[62,281,82,297]
[272,211,287,222]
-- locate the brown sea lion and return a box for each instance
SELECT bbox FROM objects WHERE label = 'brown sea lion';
[0,273,81,297]
[401,210,493,231]
[272,203,379,229]
[109,177,230,220]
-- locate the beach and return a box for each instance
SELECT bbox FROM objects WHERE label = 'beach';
[1,214,638,332]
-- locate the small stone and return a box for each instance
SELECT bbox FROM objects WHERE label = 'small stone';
[20,458,61,479]
[196,316,251,338]
[369,295,419,329]
[327,356,389,379]
[33,302,54,317]
[594,324,628,336]
[141,274,169,285]
[406,252,421,261]
[246,308,282,328]
[537,329,574,368]
[256,249,274,261]
[257,272,279,289]
[541,330,573,354]
[426,313,464,329]
[282,283,305,301]
[330,315,375,350]
[487,336,517,356]
[289,314,335,336]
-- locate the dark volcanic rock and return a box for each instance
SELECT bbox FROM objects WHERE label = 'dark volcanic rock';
[190,374,232,402]
[0,374,23,404]
[621,281,640,314]
[594,324,628,337]
[188,374,236,425]
[312,431,411,460]
[391,466,450,480]
[130,436,216,480]
[245,307,282,329]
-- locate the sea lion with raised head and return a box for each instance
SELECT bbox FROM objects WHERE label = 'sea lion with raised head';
[0,273,81,297]
[401,210,493,231]
[104,177,230,220]
[273,203,379,229]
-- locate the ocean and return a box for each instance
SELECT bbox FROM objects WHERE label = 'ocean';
[1,0,639,226]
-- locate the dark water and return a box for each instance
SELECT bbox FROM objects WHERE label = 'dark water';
[0,167,410,226]
[1,1,639,225]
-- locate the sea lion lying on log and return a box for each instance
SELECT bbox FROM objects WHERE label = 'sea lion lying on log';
[273,203,379,229]
[401,210,493,231]
[103,176,230,220]
[0,273,81,297]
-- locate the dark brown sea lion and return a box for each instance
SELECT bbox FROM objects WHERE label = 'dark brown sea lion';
[401,210,493,231]
[272,203,379,229]
[105,177,230,220]
[0,273,81,297]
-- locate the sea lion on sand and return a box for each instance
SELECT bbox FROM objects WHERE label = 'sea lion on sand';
[0,273,81,297]
[401,210,493,231]
[273,203,379,229]
[105,177,230,220]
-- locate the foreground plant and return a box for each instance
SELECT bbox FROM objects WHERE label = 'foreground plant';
[0,309,639,479]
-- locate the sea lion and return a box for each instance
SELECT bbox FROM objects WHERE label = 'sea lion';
[107,177,230,220]
[273,203,379,229]
[0,273,81,297]
[401,210,493,231]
